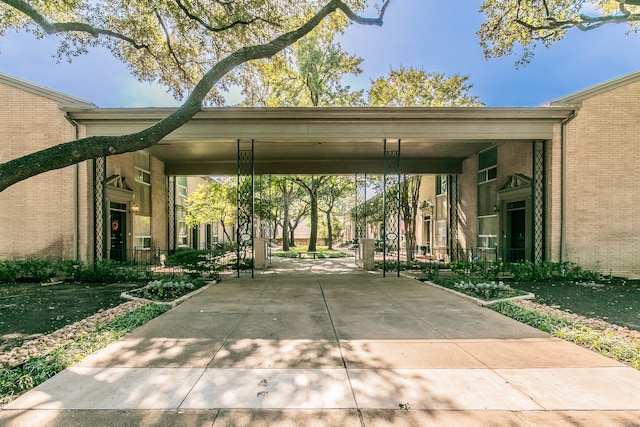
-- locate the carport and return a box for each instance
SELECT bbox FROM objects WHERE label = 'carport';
[68,106,575,274]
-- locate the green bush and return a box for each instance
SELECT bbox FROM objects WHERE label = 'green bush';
[128,278,207,302]
[165,248,225,278]
[508,261,600,283]
[66,260,153,283]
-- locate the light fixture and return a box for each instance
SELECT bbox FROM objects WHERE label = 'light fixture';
[130,204,139,214]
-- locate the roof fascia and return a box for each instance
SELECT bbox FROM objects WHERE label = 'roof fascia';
[0,73,96,109]
[550,70,640,106]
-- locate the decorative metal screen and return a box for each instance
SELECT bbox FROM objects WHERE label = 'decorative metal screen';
[533,140,546,264]
[383,140,401,277]
[448,175,459,262]
[167,176,176,252]
[93,157,106,261]
[237,140,255,277]
[354,173,368,260]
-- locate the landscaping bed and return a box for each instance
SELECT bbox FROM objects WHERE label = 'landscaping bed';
[0,281,144,352]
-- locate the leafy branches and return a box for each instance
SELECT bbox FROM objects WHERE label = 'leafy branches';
[0,0,393,192]
[479,0,640,65]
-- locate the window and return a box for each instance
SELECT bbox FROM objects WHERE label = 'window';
[134,215,151,249]
[477,147,497,249]
[134,153,152,249]
[176,177,188,247]
[435,175,448,248]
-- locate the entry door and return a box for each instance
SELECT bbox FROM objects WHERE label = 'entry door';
[506,201,526,262]
[110,210,126,262]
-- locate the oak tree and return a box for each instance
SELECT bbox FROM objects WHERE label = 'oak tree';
[0,0,391,192]
[479,0,640,65]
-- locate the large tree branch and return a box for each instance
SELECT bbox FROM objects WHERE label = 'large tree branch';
[0,0,390,192]
[1,0,148,49]
[173,0,281,33]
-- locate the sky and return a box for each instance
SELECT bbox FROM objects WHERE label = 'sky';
[1,0,640,108]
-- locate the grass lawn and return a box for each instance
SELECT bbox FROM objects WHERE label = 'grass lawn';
[272,246,351,258]
[509,278,640,331]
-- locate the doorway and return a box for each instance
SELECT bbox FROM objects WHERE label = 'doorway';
[110,208,126,262]
[506,200,526,262]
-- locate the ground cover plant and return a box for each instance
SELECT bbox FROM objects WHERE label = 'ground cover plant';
[272,246,350,258]
[0,303,169,405]
[126,278,208,302]
[491,302,640,369]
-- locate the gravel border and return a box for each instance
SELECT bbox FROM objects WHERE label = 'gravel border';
[0,300,147,368]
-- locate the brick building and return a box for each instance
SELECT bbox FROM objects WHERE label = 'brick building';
[1,71,639,276]
[412,72,640,277]
[0,74,209,262]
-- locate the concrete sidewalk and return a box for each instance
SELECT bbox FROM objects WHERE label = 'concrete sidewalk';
[2,257,640,426]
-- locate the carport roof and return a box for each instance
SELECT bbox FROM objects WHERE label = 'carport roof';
[67,106,575,175]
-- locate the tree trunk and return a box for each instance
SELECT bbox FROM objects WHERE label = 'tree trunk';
[326,211,333,250]
[282,206,290,251]
[308,194,319,251]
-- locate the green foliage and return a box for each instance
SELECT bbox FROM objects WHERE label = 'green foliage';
[450,260,505,282]
[128,278,207,302]
[421,262,440,281]
[66,260,154,283]
[452,281,524,301]
[0,259,63,282]
[0,303,168,404]
[492,302,640,369]
[509,261,600,283]
[478,0,640,66]
[165,248,225,279]
[490,301,571,333]
[272,247,350,258]
[368,66,483,107]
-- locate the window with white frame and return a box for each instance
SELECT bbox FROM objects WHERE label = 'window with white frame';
[477,147,498,249]
[176,177,188,247]
[435,175,447,248]
[134,152,152,249]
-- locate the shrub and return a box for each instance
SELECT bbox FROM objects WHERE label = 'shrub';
[128,278,207,302]
[66,260,153,283]
[165,248,225,278]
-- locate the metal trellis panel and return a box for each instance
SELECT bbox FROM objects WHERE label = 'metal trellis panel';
[237,139,255,277]
[354,173,368,261]
[533,140,546,265]
[93,157,106,261]
[167,176,176,252]
[383,139,401,277]
[448,175,459,262]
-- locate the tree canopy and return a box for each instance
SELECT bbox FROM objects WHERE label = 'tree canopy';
[368,66,483,107]
[479,0,640,65]
[0,0,391,192]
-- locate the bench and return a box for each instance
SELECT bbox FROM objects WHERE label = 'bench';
[297,251,319,259]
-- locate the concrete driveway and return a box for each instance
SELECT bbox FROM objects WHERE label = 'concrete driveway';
[2,257,640,426]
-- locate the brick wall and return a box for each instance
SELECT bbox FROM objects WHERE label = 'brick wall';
[563,82,640,276]
[0,82,88,260]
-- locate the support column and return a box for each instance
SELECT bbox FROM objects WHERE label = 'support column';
[383,139,401,277]
[167,176,176,252]
[533,140,546,265]
[237,139,255,278]
[93,157,107,261]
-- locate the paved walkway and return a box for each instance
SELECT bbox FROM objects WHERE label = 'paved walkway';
[2,257,640,426]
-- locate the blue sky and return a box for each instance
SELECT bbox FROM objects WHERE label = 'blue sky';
[1,0,640,107]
